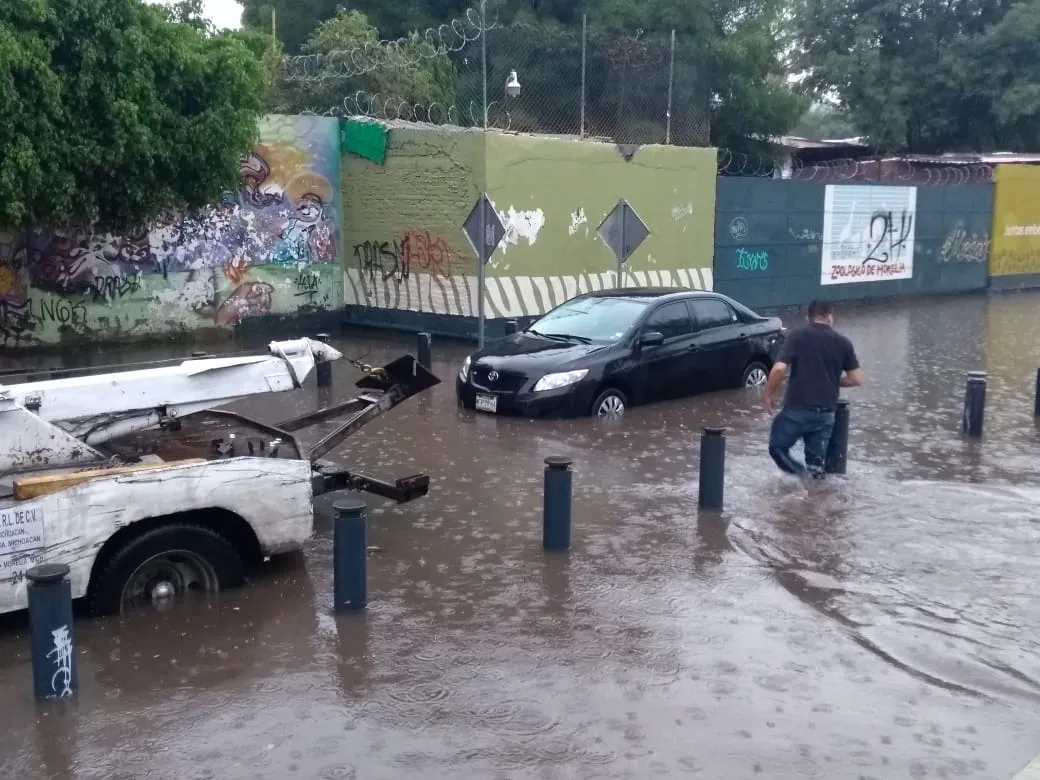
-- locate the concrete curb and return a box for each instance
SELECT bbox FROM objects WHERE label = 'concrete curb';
[1013,755,1040,779]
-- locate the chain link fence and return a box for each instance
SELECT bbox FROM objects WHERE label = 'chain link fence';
[279,4,711,147]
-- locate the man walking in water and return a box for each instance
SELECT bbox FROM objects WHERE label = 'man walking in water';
[762,300,864,479]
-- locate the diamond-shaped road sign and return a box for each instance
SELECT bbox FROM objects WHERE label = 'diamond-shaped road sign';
[462,193,507,264]
[596,199,650,265]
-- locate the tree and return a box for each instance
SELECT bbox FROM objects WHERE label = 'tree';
[790,104,861,140]
[0,0,265,234]
[793,0,1040,152]
[282,9,456,116]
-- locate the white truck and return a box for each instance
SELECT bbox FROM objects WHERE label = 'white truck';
[0,337,439,616]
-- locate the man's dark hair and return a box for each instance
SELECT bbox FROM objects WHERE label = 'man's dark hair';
[807,300,834,320]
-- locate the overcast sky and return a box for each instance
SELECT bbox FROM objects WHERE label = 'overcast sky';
[149,0,243,30]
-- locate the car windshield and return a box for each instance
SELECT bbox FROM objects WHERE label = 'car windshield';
[526,296,650,342]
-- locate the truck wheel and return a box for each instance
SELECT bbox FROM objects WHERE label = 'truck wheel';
[89,523,245,615]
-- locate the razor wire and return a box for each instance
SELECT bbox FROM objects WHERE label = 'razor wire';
[717,150,995,185]
[280,6,495,82]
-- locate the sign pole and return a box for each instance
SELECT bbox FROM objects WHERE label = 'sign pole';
[618,201,626,287]
[478,202,487,347]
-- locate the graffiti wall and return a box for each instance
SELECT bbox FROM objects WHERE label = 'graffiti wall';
[714,178,992,310]
[341,125,716,326]
[0,114,341,348]
[989,164,1040,289]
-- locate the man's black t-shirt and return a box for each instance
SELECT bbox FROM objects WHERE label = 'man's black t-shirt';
[779,322,859,411]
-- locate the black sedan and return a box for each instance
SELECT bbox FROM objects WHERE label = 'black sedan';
[455,288,786,419]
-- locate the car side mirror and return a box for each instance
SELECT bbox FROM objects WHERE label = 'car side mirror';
[639,331,664,347]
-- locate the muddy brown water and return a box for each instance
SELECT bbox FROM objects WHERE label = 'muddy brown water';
[2,293,1040,779]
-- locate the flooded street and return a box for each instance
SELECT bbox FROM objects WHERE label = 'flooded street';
[3,291,1040,779]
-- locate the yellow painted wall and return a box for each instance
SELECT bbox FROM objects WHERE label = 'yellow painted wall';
[989,165,1040,277]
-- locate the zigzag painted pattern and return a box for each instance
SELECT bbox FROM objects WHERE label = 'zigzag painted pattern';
[343,267,713,318]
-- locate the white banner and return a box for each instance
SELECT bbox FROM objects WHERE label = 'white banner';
[821,185,917,285]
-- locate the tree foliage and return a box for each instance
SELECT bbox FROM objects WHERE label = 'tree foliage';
[793,0,1040,152]
[0,0,265,233]
[283,9,456,115]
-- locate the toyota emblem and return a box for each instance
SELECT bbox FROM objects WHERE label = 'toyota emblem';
[487,370,499,382]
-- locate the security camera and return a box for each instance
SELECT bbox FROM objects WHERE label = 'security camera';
[505,70,521,98]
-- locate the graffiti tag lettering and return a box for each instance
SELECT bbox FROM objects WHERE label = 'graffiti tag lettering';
[735,248,768,272]
[402,230,454,277]
[294,271,320,301]
[940,224,989,264]
[865,210,913,265]
[89,274,142,302]
[30,298,88,326]
[354,240,408,283]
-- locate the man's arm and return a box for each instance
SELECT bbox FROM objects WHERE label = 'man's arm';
[763,361,787,414]
[840,340,864,387]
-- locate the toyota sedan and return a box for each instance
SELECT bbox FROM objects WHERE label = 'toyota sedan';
[455,288,786,418]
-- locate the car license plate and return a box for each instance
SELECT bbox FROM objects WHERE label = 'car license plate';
[475,394,498,413]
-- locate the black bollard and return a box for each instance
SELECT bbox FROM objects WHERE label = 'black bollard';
[315,333,332,389]
[962,370,987,437]
[698,428,726,510]
[417,332,432,370]
[504,319,518,336]
[542,456,573,552]
[27,564,77,700]
[1033,368,1040,417]
[333,499,368,612]
[824,399,850,475]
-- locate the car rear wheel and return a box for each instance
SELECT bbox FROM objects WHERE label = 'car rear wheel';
[742,361,769,388]
[591,388,628,418]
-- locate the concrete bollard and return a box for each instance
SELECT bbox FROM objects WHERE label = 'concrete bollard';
[417,332,432,370]
[962,370,987,437]
[504,319,518,336]
[315,333,333,389]
[824,399,850,475]
[333,499,368,612]
[543,456,573,552]
[1033,368,1040,417]
[698,428,726,510]
[27,564,77,700]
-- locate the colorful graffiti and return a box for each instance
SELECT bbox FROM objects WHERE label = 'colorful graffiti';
[0,114,341,347]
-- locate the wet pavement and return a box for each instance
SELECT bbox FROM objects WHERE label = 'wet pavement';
[2,292,1040,779]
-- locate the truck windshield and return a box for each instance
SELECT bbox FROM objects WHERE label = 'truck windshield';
[526,297,650,342]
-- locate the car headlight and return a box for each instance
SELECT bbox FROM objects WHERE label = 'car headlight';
[532,369,588,392]
[459,355,471,382]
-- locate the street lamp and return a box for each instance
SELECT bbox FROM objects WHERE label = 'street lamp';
[505,70,521,98]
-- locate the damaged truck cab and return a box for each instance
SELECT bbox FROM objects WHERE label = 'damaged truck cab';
[0,338,439,616]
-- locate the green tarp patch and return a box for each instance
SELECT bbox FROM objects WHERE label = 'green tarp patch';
[340,118,388,165]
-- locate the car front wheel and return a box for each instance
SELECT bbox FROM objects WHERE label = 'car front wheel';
[741,361,769,388]
[591,388,628,418]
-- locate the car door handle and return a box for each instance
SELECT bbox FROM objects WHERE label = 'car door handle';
[688,344,701,352]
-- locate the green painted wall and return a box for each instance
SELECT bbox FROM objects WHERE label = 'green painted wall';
[342,127,717,322]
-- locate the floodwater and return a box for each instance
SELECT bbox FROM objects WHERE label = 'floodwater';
[2,292,1040,779]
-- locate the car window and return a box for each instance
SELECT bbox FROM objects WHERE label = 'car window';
[527,296,650,342]
[689,298,738,330]
[643,301,695,340]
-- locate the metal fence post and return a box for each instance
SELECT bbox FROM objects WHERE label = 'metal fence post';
[824,399,850,474]
[698,428,725,509]
[333,500,368,612]
[315,333,332,388]
[27,564,77,700]
[962,370,987,437]
[417,332,432,370]
[543,456,573,551]
[1033,368,1040,417]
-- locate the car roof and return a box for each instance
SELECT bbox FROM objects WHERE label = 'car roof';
[584,287,719,302]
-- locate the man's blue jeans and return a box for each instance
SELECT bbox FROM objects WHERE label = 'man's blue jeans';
[768,407,836,478]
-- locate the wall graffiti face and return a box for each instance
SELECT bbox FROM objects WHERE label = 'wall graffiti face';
[820,185,917,285]
[1,114,341,348]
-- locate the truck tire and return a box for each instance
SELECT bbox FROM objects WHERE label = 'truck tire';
[89,523,246,616]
